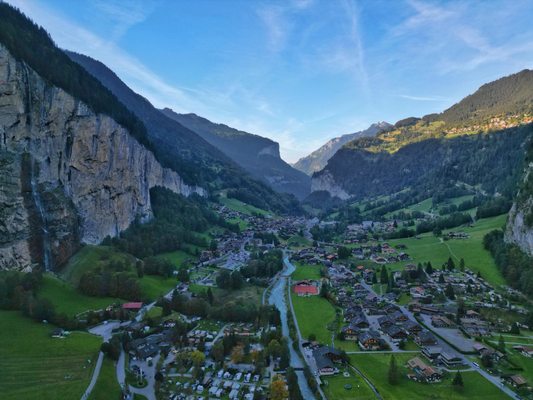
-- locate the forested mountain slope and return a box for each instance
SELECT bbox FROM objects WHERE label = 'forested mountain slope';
[313,70,533,201]
[160,109,311,199]
[66,52,302,213]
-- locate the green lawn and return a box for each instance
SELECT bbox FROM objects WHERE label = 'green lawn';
[504,348,533,384]
[409,197,434,213]
[138,275,178,300]
[157,250,196,267]
[349,353,504,400]
[144,306,163,320]
[443,214,507,286]
[386,214,506,287]
[228,217,249,230]
[291,292,336,344]
[292,262,322,280]
[219,195,269,216]
[286,235,312,249]
[322,368,375,400]
[38,274,121,317]
[60,245,134,286]
[0,311,102,400]
[89,357,121,400]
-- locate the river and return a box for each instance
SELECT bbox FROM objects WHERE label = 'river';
[268,255,317,399]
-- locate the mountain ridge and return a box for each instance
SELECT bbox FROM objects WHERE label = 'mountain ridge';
[293,122,393,176]
[160,108,311,199]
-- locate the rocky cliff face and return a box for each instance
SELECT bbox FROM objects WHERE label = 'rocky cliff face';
[506,162,533,256]
[310,170,350,200]
[0,45,204,271]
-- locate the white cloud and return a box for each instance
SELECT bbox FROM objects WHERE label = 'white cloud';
[398,94,449,102]
[92,0,154,42]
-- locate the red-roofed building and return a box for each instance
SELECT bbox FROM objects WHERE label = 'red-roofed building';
[293,282,319,296]
[122,302,143,310]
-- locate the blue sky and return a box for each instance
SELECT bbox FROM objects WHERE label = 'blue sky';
[8,0,533,162]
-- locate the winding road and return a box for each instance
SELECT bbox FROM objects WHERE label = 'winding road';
[81,351,104,400]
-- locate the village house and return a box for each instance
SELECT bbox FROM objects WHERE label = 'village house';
[293,280,320,296]
[358,329,384,350]
[422,346,443,361]
[513,345,533,358]
[312,346,343,376]
[507,374,528,388]
[439,352,464,368]
[415,330,438,346]
[407,356,442,383]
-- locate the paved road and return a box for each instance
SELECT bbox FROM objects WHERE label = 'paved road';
[129,354,160,400]
[81,351,104,400]
[117,350,126,387]
[360,280,518,399]
[282,257,326,400]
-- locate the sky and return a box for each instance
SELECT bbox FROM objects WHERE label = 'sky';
[7,0,533,163]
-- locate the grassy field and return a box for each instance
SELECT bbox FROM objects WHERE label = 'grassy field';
[157,250,196,267]
[0,311,102,400]
[88,357,121,400]
[227,217,249,230]
[286,235,312,249]
[349,353,504,400]
[292,262,322,280]
[291,292,336,344]
[138,275,178,300]
[60,245,134,286]
[219,195,269,216]
[38,274,121,317]
[387,214,506,287]
[322,367,375,400]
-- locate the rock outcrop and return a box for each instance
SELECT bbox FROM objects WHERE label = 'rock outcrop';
[0,44,204,271]
[506,162,533,256]
[310,171,350,200]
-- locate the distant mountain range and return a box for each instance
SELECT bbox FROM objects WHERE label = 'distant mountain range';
[293,122,393,175]
[312,69,533,203]
[160,110,311,199]
[66,51,309,203]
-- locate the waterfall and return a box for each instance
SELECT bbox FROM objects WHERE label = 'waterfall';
[30,158,52,271]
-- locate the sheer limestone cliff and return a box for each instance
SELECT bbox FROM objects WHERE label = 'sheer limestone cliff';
[0,45,204,271]
[506,162,533,256]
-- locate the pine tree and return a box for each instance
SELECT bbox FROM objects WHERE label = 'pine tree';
[498,334,506,353]
[459,258,465,272]
[445,283,455,300]
[381,266,389,284]
[425,262,434,275]
[207,287,214,305]
[388,355,400,385]
[452,371,464,390]
[447,257,455,271]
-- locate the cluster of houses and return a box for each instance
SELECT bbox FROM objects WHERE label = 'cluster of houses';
[128,328,174,360]
[334,279,438,350]
[343,221,397,243]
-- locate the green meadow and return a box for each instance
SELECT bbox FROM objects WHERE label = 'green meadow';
[38,274,121,317]
[387,214,506,286]
[349,353,504,400]
[0,311,102,400]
